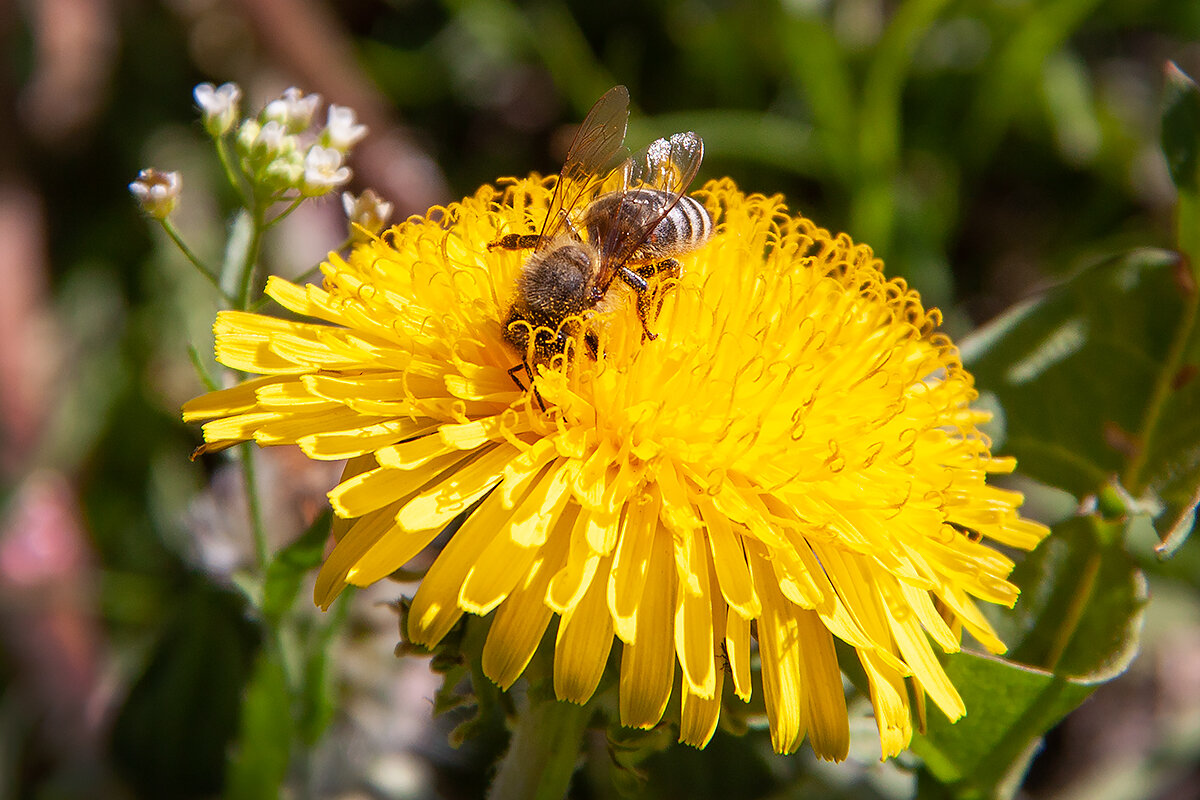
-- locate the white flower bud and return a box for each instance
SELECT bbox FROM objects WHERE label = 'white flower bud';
[264,87,321,134]
[194,82,241,136]
[264,153,305,189]
[321,105,368,152]
[342,189,393,238]
[301,146,351,195]
[129,169,182,219]
[236,119,262,152]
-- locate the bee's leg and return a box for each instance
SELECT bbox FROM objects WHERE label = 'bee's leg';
[506,361,530,391]
[506,360,547,412]
[617,266,649,292]
[488,233,541,251]
[634,258,681,283]
[629,259,681,342]
[613,267,659,342]
[584,331,600,360]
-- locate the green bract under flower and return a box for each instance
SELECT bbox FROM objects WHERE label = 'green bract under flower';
[184,177,1049,759]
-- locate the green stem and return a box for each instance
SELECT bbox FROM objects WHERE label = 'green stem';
[238,441,270,570]
[489,697,591,800]
[248,237,352,311]
[215,136,251,207]
[237,201,267,310]
[263,197,305,230]
[160,219,237,305]
[187,345,220,391]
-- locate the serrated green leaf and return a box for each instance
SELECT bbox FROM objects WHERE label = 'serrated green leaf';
[961,248,1200,552]
[1162,62,1200,193]
[261,510,331,625]
[227,652,293,800]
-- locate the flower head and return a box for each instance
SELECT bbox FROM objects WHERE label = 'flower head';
[194,82,241,136]
[254,120,292,158]
[129,168,181,219]
[264,87,321,134]
[184,177,1049,759]
[321,105,368,152]
[300,145,351,196]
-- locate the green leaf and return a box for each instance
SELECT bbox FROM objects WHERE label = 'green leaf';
[999,517,1147,680]
[1149,62,1200,555]
[912,654,1094,799]
[913,515,1145,798]
[261,510,332,625]
[111,583,258,798]
[1161,62,1200,193]
[298,590,351,746]
[1138,347,1200,556]
[298,642,336,747]
[961,248,1200,551]
[226,652,293,800]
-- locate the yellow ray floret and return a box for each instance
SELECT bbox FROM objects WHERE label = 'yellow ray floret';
[183,176,1050,759]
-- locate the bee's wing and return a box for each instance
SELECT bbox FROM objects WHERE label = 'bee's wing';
[594,131,704,284]
[538,85,631,250]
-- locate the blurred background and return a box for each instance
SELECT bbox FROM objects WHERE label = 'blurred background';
[2,0,1200,798]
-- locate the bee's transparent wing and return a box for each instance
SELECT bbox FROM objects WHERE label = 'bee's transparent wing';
[594,131,704,278]
[538,85,631,249]
[626,131,704,198]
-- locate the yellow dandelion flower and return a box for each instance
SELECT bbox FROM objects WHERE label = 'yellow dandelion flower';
[183,176,1049,760]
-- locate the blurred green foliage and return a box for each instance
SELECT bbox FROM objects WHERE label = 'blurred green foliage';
[4,0,1200,798]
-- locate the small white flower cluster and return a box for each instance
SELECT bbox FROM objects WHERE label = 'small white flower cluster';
[194,82,368,197]
[132,81,391,242]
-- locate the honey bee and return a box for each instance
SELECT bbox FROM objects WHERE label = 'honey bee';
[491,85,713,379]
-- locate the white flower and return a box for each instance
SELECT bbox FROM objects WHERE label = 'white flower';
[194,82,241,136]
[129,169,182,219]
[301,146,351,195]
[342,189,393,238]
[256,120,291,156]
[264,87,321,134]
[321,105,368,152]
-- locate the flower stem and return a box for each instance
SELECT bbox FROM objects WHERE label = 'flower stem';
[263,197,305,230]
[187,345,219,391]
[238,441,270,570]
[488,696,591,800]
[159,218,236,305]
[215,136,250,207]
[237,202,267,310]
